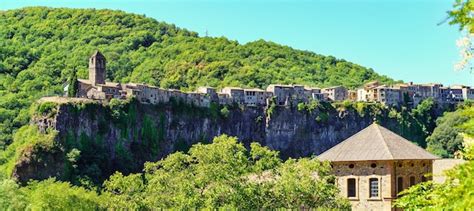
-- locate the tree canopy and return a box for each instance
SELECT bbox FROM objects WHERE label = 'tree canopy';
[0,135,350,210]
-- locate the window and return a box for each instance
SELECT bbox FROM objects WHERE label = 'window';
[409,176,416,187]
[369,178,379,198]
[421,176,427,182]
[347,178,356,197]
[397,177,404,194]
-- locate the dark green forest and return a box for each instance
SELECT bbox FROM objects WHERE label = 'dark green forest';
[0,7,395,148]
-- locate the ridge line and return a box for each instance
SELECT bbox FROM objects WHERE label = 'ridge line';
[376,124,394,159]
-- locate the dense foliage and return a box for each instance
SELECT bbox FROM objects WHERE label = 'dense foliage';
[448,0,474,33]
[427,103,474,158]
[0,7,395,148]
[395,106,474,209]
[0,135,350,209]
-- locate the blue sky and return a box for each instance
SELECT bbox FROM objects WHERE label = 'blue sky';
[2,0,472,86]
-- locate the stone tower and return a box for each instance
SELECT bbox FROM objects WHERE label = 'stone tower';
[89,50,106,85]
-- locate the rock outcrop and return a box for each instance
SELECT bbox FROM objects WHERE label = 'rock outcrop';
[16,99,385,183]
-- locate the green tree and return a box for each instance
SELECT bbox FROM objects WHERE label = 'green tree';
[102,135,350,209]
[67,69,78,97]
[427,106,474,157]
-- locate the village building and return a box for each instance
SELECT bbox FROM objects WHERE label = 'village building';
[322,86,348,101]
[197,86,219,103]
[266,84,295,105]
[243,88,270,106]
[372,85,401,106]
[347,90,358,101]
[217,92,230,105]
[77,51,123,100]
[221,87,245,104]
[357,88,368,102]
[462,86,474,100]
[449,85,467,102]
[318,123,438,211]
[304,87,328,101]
[292,85,306,102]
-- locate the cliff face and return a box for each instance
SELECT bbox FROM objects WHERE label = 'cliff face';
[19,100,377,183]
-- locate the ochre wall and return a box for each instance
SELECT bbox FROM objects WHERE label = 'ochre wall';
[332,160,432,211]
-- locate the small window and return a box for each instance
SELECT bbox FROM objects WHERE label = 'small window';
[397,177,404,194]
[409,176,416,187]
[347,178,356,197]
[348,164,355,169]
[369,178,379,198]
[421,176,427,182]
[371,163,377,168]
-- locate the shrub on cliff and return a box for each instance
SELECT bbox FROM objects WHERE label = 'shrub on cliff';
[0,125,58,179]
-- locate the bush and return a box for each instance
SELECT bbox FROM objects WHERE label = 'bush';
[220,106,230,118]
[36,102,57,116]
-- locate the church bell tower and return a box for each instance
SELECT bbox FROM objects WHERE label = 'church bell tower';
[89,50,106,85]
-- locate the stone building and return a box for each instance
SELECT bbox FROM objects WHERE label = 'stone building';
[266,84,295,106]
[371,85,401,106]
[243,88,270,106]
[221,87,245,104]
[304,87,327,101]
[266,84,309,106]
[89,50,106,86]
[319,123,438,211]
[347,90,358,101]
[461,85,474,100]
[77,51,122,100]
[322,86,348,101]
[197,86,218,103]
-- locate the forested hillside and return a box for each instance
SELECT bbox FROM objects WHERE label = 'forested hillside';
[0,7,396,148]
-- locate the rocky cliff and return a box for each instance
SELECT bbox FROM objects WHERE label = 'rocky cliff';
[14,98,402,183]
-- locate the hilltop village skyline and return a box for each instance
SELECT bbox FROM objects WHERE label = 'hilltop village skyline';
[72,50,474,108]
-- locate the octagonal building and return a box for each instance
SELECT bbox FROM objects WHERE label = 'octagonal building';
[319,123,438,211]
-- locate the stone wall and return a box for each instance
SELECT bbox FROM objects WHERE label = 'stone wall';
[332,160,433,211]
[333,161,393,211]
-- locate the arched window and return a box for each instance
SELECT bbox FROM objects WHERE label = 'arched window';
[409,176,416,187]
[347,178,356,197]
[369,178,379,198]
[397,177,404,194]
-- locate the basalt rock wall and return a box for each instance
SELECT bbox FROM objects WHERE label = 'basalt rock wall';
[21,100,381,183]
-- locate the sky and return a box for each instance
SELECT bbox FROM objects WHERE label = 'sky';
[1,0,472,86]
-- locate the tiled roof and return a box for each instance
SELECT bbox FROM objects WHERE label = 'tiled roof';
[318,123,438,162]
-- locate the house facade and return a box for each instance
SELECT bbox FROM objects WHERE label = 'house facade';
[319,123,438,211]
[322,86,348,101]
